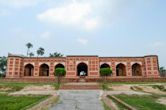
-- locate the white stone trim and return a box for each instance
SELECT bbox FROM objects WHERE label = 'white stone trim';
[39,62,50,66]
[131,62,142,66]
[24,62,35,66]
[76,61,89,65]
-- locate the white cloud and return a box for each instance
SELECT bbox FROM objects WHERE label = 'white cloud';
[0,0,46,8]
[40,31,51,40]
[77,38,88,45]
[37,1,99,31]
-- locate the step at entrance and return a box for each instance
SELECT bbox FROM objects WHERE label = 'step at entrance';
[60,83,101,90]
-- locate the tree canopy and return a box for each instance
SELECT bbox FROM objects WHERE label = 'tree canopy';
[49,52,63,57]
[0,56,7,75]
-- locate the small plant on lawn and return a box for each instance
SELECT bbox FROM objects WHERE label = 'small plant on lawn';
[54,68,66,84]
[100,68,112,82]
[152,85,166,92]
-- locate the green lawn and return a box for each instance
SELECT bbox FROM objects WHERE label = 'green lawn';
[102,100,111,110]
[115,94,166,110]
[0,94,48,110]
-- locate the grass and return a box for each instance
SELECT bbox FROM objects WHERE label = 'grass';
[101,83,112,91]
[108,96,127,110]
[102,100,111,110]
[152,85,166,92]
[115,94,166,110]
[0,94,48,110]
[54,83,61,90]
[110,82,166,85]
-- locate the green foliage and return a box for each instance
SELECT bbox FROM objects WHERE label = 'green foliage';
[54,83,61,90]
[102,100,111,110]
[0,94,48,110]
[0,56,7,76]
[159,67,166,77]
[152,85,166,92]
[54,68,66,76]
[37,47,45,57]
[115,94,166,110]
[26,42,33,56]
[49,52,64,57]
[54,68,66,84]
[101,83,112,91]
[29,52,34,57]
[100,68,112,76]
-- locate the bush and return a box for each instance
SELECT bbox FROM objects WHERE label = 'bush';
[54,68,66,84]
[54,68,66,76]
[152,85,166,91]
[100,68,112,76]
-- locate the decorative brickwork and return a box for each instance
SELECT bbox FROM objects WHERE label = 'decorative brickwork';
[6,55,160,80]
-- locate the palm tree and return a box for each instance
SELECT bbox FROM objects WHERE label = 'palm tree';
[26,43,33,56]
[29,52,34,57]
[49,52,63,57]
[37,47,45,57]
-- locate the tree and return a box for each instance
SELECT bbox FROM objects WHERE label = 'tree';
[0,56,7,77]
[49,52,63,57]
[29,52,34,57]
[159,67,166,77]
[36,47,45,57]
[54,68,66,84]
[100,67,112,82]
[26,43,33,56]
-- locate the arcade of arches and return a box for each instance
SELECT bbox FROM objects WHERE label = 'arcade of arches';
[24,63,142,76]
[23,63,143,77]
[15,55,159,78]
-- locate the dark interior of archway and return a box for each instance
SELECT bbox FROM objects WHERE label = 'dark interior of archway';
[100,64,110,68]
[24,64,34,76]
[39,64,49,76]
[116,64,126,76]
[55,64,65,69]
[132,64,142,76]
[77,63,88,76]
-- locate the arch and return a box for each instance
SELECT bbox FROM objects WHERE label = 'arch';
[39,64,49,76]
[116,63,126,76]
[24,64,34,76]
[132,63,142,76]
[100,63,110,68]
[77,63,88,76]
[55,63,65,69]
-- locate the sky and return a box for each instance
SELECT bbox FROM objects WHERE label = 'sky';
[0,0,166,67]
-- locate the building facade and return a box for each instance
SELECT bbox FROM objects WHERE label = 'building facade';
[6,54,160,79]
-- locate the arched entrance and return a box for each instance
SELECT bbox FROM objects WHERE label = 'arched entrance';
[116,63,126,76]
[132,63,142,76]
[77,63,88,76]
[39,64,49,76]
[100,63,110,68]
[55,63,65,69]
[24,64,34,76]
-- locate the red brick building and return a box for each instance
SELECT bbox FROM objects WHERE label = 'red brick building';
[6,54,160,79]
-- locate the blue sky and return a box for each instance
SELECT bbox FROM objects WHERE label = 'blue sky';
[0,0,166,67]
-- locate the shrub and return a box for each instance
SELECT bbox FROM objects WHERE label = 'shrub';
[100,68,112,76]
[54,68,66,84]
[100,68,112,82]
